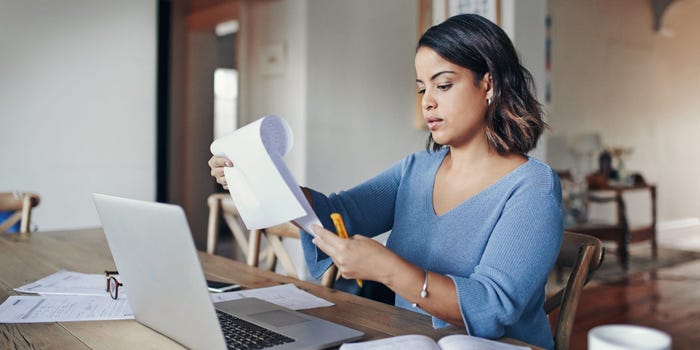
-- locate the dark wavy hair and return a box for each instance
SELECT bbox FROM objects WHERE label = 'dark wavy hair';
[418,14,546,154]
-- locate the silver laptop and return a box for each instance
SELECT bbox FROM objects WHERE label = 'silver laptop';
[92,193,363,350]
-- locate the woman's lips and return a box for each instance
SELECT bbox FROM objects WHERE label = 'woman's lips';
[425,117,443,130]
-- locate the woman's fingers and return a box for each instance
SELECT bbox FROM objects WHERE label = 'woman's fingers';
[208,156,233,189]
[208,156,233,168]
[311,225,343,255]
[312,225,369,279]
[216,175,228,187]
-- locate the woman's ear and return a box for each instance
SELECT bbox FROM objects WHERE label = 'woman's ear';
[483,72,494,100]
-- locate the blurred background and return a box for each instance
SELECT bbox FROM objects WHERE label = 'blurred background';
[1,0,698,250]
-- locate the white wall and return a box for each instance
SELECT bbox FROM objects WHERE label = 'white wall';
[306,0,425,192]
[548,0,700,223]
[502,0,548,161]
[0,0,157,230]
[243,0,308,183]
[243,0,425,193]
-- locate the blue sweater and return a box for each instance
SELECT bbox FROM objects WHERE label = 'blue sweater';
[300,148,562,349]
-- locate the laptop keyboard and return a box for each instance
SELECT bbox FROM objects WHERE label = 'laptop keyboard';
[216,310,296,350]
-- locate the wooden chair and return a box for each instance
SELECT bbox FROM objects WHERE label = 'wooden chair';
[248,222,339,288]
[0,192,40,238]
[545,231,605,350]
[206,193,338,288]
[567,173,656,270]
[206,193,269,264]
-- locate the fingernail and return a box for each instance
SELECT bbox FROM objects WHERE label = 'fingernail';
[225,161,233,167]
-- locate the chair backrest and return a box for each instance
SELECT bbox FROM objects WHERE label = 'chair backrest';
[206,193,338,288]
[206,193,257,260]
[545,231,605,350]
[248,221,339,288]
[0,192,40,236]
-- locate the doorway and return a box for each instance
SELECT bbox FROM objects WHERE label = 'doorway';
[165,1,243,249]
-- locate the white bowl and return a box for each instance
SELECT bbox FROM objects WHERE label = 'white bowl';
[588,324,671,350]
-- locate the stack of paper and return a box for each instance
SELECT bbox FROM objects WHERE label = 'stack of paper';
[210,115,323,235]
[0,295,134,323]
[14,270,114,297]
[0,270,134,323]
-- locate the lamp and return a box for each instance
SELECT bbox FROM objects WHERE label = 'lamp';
[571,133,601,177]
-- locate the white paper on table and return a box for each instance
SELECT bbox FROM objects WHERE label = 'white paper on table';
[210,115,322,236]
[209,283,333,310]
[0,295,134,323]
[14,270,113,297]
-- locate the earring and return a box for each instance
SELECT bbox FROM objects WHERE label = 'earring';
[487,97,492,106]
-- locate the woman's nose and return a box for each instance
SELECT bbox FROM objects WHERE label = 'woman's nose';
[422,92,436,111]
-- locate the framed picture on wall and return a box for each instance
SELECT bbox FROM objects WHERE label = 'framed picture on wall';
[439,0,500,24]
[415,0,501,129]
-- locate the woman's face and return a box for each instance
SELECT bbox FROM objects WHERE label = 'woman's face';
[415,47,491,149]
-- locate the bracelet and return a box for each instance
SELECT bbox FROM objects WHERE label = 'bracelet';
[412,269,429,307]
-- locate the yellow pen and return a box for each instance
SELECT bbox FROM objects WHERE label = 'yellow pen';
[330,213,363,288]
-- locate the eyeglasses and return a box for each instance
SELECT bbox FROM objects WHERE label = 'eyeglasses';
[105,270,123,300]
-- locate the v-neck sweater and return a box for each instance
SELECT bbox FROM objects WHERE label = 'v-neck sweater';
[300,148,562,349]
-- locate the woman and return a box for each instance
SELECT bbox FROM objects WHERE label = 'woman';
[210,14,562,349]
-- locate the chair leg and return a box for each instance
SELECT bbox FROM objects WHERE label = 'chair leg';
[321,265,338,289]
[267,235,298,279]
[247,229,262,267]
[20,194,32,238]
[651,235,658,259]
[206,197,221,254]
[618,240,629,270]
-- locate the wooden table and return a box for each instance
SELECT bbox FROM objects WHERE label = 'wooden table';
[566,181,657,270]
[0,228,539,349]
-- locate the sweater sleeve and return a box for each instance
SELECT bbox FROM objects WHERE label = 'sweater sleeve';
[300,158,404,279]
[448,188,563,339]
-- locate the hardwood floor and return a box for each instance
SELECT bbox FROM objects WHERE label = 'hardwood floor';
[566,259,700,350]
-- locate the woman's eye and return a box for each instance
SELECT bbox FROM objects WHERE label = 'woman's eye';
[437,84,452,91]
[417,88,425,95]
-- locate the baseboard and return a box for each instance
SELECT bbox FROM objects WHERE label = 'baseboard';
[658,217,700,232]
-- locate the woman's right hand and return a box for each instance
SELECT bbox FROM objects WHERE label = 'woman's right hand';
[208,156,233,189]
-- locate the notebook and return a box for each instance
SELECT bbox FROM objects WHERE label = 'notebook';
[92,193,363,350]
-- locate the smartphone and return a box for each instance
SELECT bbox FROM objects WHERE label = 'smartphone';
[206,280,241,293]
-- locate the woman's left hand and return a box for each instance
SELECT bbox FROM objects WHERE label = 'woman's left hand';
[311,225,395,283]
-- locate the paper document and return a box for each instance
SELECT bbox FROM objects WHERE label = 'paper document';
[210,115,322,235]
[14,270,114,297]
[209,283,333,310]
[0,295,134,323]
